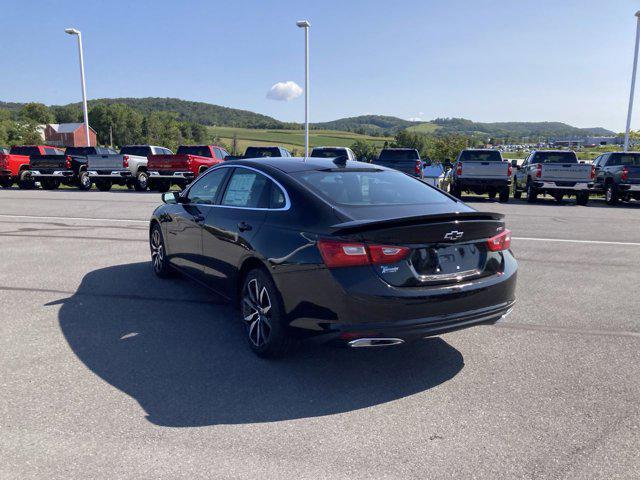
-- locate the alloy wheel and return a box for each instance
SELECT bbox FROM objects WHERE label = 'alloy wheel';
[242,278,272,347]
[150,228,165,273]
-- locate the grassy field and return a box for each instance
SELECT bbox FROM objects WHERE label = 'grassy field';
[405,122,440,134]
[207,126,392,154]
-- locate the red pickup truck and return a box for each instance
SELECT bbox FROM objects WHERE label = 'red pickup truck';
[147,145,228,192]
[0,145,63,189]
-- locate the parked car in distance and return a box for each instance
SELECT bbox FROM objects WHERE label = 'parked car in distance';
[226,146,292,160]
[592,152,640,205]
[84,145,173,191]
[442,149,512,202]
[513,150,594,205]
[149,157,517,358]
[28,146,111,190]
[372,148,425,178]
[1,145,62,189]
[310,146,357,161]
[147,145,228,192]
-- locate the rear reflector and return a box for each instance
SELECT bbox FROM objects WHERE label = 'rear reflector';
[414,160,422,175]
[590,165,596,180]
[486,229,512,252]
[536,164,542,178]
[123,155,129,168]
[317,240,410,268]
[456,162,462,176]
[65,155,72,169]
[621,167,629,182]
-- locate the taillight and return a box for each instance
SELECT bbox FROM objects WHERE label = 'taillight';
[123,155,129,168]
[590,165,595,180]
[486,229,512,252]
[536,163,542,178]
[317,240,410,268]
[414,160,422,175]
[456,162,462,176]
[507,163,513,177]
[65,155,72,169]
[621,167,629,182]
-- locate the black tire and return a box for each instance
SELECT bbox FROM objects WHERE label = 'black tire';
[240,268,296,358]
[526,180,537,203]
[449,182,461,199]
[150,223,174,278]
[77,171,92,191]
[95,180,112,192]
[605,183,618,206]
[575,191,589,206]
[41,179,60,190]
[488,191,496,200]
[17,170,35,190]
[0,178,13,188]
[513,185,522,199]
[498,187,510,203]
[134,171,149,191]
[150,180,170,193]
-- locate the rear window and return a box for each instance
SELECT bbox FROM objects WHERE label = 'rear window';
[66,147,97,156]
[532,152,578,164]
[9,146,40,156]
[245,147,279,158]
[609,153,640,166]
[379,149,419,162]
[120,146,151,157]
[311,148,346,158]
[177,146,212,157]
[458,150,502,162]
[292,169,452,206]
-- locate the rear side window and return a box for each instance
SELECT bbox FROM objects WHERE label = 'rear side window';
[458,150,502,162]
[221,169,271,208]
[531,152,578,164]
[177,146,212,157]
[608,153,640,166]
[293,169,452,206]
[379,149,419,162]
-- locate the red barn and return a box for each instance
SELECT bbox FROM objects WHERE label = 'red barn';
[44,123,97,147]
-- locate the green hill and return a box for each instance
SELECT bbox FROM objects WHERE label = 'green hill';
[312,115,417,135]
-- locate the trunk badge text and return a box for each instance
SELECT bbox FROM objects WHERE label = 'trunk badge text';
[444,230,464,241]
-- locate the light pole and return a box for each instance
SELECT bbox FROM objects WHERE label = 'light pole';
[65,28,91,147]
[624,11,640,152]
[296,20,310,158]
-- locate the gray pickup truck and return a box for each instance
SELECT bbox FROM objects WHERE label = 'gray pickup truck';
[85,145,172,191]
[445,149,512,202]
[513,150,594,205]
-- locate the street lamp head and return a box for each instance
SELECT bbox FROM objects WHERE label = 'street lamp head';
[296,20,311,28]
[635,11,640,18]
[64,28,81,35]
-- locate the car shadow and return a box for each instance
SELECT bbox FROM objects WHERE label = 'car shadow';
[54,262,464,427]
[463,195,640,208]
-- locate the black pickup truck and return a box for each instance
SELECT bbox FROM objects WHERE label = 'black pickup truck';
[593,152,640,205]
[371,148,426,178]
[28,146,116,190]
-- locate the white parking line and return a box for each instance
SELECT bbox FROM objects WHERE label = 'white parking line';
[0,214,148,224]
[513,237,640,247]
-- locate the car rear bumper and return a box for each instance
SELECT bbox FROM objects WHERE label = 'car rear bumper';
[0,170,11,177]
[149,171,195,181]
[458,178,510,188]
[619,183,640,192]
[88,170,132,179]
[28,170,74,178]
[277,251,518,342]
[534,181,593,191]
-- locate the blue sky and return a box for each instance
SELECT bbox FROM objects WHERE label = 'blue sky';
[1,0,639,131]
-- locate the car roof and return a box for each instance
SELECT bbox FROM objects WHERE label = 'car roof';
[381,147,417,150]
[311,146,348,150]
[224,157,388,173]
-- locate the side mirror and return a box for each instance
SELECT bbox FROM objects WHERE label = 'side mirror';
[161,192,182,204]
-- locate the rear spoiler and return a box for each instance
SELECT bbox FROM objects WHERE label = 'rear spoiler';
[330,211,504,235]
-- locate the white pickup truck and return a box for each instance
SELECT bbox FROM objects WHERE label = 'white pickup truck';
[83,145,173,191]
[445,149,512,202]
[513,150,594,205]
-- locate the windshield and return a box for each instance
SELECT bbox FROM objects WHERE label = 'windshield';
[532,152,578,164]
[379,150,419,162]
[66,147,97,156]
[177,146,212,157]
[120,146,151,157]
[459,150,502,162]
[609,153,640,166]
[292,169,453,206]
[311,148,346,158]
[245,147,279,158]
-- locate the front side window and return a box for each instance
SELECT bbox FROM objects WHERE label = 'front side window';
[187,168,228,204]
[221,169,271,208]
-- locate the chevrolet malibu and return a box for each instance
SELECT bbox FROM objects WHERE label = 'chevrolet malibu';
[149,157,517,357]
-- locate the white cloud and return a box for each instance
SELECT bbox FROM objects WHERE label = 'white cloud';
[408,117,422,122]
[418,111,425,116]
[266,81,303,101]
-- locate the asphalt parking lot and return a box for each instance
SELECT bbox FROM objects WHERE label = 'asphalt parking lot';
[1,189,639,480]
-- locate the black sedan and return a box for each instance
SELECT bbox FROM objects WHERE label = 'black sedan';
[149,157,517,357]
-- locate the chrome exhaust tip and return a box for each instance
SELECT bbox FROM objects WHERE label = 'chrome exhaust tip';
[348,338,405,348]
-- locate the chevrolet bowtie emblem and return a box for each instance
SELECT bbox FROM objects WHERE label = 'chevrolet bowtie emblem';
[444,230,464,241]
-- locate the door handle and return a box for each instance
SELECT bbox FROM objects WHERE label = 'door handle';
[238,221,252,232]
[193,214,206,224]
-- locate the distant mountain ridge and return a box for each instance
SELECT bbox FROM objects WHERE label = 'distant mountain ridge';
[0,98,616,139]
